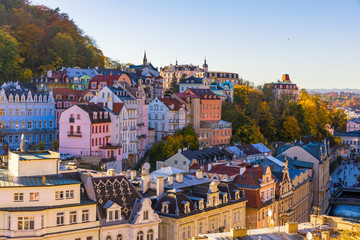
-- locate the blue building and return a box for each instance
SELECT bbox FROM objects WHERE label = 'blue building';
[0,82,56,149]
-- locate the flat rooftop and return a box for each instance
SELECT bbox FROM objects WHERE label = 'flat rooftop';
[0,170,80,188]
[13,151,59,161]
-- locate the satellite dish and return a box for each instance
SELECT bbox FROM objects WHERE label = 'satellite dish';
[143,162,150,170]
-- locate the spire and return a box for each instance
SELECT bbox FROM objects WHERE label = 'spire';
[203,57,208,71]
[175,58,178,66]
[143,50,148,66]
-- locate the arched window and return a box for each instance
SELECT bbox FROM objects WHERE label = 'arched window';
[137,231,144,240]
[106,236,112,240]
[147,229,154,240]
[117,234,122,240]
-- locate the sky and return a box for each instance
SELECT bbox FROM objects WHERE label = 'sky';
[34,0,360,89]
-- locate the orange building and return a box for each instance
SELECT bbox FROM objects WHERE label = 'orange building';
[184,88,232,147]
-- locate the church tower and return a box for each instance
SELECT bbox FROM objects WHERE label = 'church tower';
[202,58,208,72]
[143,50,148,66]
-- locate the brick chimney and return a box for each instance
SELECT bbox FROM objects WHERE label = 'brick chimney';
[196,169,203,179]
[176,173,183,183]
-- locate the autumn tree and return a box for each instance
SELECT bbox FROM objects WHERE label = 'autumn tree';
[281,116,301,141]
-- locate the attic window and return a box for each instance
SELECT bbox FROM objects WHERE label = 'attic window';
[199,199,204,210]
[15,96,19,102]
[161,202,169,213]
[235,190,240,200]
[182,201,190,214]
[93,112,98,119]
[223,193,228,203]
[108,209,120,221]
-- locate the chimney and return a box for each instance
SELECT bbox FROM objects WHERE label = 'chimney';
[141,172,150,193]
[230,228,247,238]
[207,163,212,171]
[176,173,183,183]
[196,169,203,179]
[168,175,174,185]
[107,169,115,176]
[42,175,46,184]
[178,148,182,153]
[108,96,113,110]
[130,170,137,180]
[240,167,246,175]
[156,177,164,200]
[322,231,330,240]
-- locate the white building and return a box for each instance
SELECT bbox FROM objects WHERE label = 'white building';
[346,117,360,132]
[337,130,360,155]
[148,97,169,141]
[0,150,99,239]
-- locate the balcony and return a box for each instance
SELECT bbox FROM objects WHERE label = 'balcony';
[68,131,82,137]
[69,117,74,123]
[137,134,147,139]
[169,119,179,123]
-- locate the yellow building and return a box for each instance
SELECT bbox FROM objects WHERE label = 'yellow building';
[131,167,247,240]
[0,150,99,240]
[233,166,278,229]
[278,160,312,225]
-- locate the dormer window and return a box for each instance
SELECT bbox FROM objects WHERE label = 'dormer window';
[21,96,25,102]
[143,210,149,220]
[161,201,170,213]
[104,200,122,222]
[234,190,240,200]
[93,112,98,120]
[182,201,190,214]
[223,193,228,203]
[199,199,204,210]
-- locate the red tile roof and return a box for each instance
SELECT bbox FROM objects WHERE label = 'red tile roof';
[185,88,219,100]
[112,103,125,115]
[206,164,240,177]
[243,188,263,209]
[159,97,185,111]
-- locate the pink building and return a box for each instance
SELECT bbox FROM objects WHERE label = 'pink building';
[59,104,122,162]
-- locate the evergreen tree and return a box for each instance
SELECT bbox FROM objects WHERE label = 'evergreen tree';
[170,73,179,93]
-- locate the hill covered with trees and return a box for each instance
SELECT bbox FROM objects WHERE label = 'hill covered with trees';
[0,0,106,82]
[222,85,347,147]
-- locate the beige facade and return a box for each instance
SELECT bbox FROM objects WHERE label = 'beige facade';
[159,201,246,240]
[278,141,331,214]
[278,161,312,225]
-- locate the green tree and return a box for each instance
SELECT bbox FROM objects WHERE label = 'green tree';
[52,139,59,150]
[38,141,45,150]
[170,73,179,93]
[51,32,76,68]
[0,28,21,82]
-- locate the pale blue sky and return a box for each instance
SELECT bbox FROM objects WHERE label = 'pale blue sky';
[34,0,360,89]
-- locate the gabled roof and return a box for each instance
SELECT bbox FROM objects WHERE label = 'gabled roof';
[91,175,142,220]
[236,144,262,155]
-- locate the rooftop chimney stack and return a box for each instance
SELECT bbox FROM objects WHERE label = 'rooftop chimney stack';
[168,175,174,185]
[130,170,137,180]
[196,169,203,179]
[107,169,115,176]
[156,176,164,200]
[176,173,183,183]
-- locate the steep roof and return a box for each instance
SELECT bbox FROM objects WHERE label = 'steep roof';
[159,97,185,111]
[336,130,360,137]
[186,88,220,100]
[76,104,111,123]
[180,147,228,164]
[179,76,203,84]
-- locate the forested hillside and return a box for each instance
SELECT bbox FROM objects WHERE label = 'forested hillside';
[0,0,105,82]
[222,85,347,147]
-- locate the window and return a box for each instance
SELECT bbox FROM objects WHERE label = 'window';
[87,237,93,240]
[17,217,34,230]
[147,229,154,240]
[70,211,77,224]
[117,234,123,240]
[199,222,203,234]
[55,191,64,200]
[66,190,74,199]
[143,210,149,220]
[27,121,32,129]
[137,231,144,240]
[14,193,24,202]
[106,236,112,240]
[29,192,39,201]
[82,210,89,222]
[57,213,64,225]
